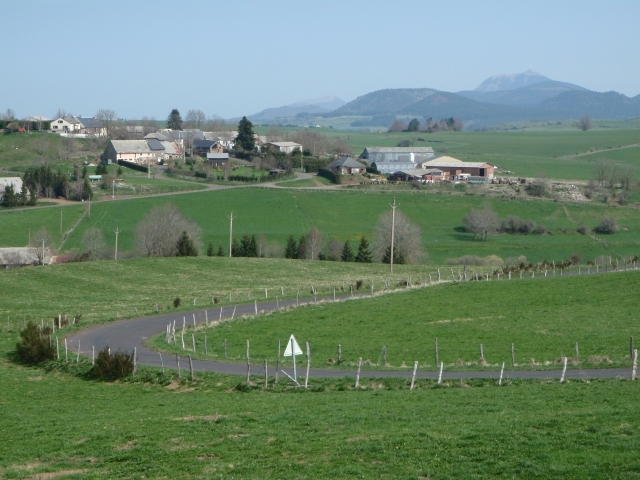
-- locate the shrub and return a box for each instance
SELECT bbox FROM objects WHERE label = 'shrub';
[570,253,581,265]
[594,216,619,234]
[173,297,181,308]
[356,280,363,290]
[525,180,548,197]
[577,223,589,235]
[317,168,341,184]
[16,321,55,363]
[92,347,134,380]
[499,216,546,235]
[446,255,504,266]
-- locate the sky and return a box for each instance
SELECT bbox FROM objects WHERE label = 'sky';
[2,0,639,120]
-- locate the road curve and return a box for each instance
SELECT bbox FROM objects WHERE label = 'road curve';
[67,290,635,382]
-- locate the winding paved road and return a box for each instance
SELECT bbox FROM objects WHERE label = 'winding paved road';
[67,279,637,382]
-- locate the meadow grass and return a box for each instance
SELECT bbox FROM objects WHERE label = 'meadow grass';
[0,257,440,327]
[2,188,639,264]
[150,269,640,371]
[1,338,639,478]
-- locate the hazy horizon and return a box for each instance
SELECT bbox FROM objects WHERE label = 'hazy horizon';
[3,0,639,120]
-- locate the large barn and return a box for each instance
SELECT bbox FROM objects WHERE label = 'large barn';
[419,156,495,179]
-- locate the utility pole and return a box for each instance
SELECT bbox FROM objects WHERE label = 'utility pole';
[148,157,151,179]
[42,240,45,266]
[112,179,115,200]
[389,197,397,274]
[228,212,236,257]
[114,227,120,261]
[60,209,63,235]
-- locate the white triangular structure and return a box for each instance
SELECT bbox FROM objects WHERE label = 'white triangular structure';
[283,334,303,383]
[283,335,302,357]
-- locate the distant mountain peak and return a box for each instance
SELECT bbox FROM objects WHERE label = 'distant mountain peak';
[475,69,552,93]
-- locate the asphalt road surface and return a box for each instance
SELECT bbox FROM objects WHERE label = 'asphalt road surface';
[67,285,636,382]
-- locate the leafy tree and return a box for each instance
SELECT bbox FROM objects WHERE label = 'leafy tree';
[341,240,354,262]
[575,114,592,131]
[167,109,183,130]
[216,244,225,257]
[355,236,373,263]
[206,241,214,257]
[235,116,255,153]
[284,235,298,259]
[408,118,420,132]
[176,231,198,256]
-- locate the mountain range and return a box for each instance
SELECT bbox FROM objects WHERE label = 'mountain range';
[250,70,640,129]
[249,96,346,121]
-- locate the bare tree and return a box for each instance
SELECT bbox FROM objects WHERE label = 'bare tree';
[33,135,50,156]
[305,226,323,260]
[55,108,66,119]
[463,206,498,241]
[388,119,408,132]
[135,204,201,257]
[141,116,157,136]
[82,227,106,260]
[1,108,16,121]
[619,165,634,190]
[31,227,53,264]
[96,109,117,138]
[266,126,282,142]
[58,137,75,160]
[205,115,229,132]
[372,210,425,264]
[185,109,206,129]
[575,114,592,131]
[593,160,611,187]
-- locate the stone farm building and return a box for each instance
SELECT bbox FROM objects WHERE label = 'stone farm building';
[102,140,157,165]
[326,156,367,175]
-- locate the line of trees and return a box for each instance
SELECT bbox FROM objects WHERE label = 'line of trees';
[388,117,463,133]
[22,165,92,201]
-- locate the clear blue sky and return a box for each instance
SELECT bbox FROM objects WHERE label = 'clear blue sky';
[3,0,639,120]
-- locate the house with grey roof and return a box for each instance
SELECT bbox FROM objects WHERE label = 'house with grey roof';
[360,146,435,163]
[206,153,229,168]
[326,156,367,175]
[193,139,224,158]
[264,141,302,154]
[50,115,106,136]
[0,247,51,269]
[102,140,154,165]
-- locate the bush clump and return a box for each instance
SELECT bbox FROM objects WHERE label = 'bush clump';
[16,321,55,363]
[173,297,181,308]
[594,216,619,234]
[92,347,134,380]
[499,216,547,235]
[577,223,589,235]
[446,254,504,266]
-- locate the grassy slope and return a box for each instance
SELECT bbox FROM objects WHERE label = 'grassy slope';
[0,257,438,325]
[151,270,640,370]
[2,188,639,263]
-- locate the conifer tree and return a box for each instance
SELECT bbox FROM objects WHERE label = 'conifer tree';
[176,231,198,256]
[297,235,306,259]
[382,245,405,264]
[284,235,298,259]
[341,240,354,262]
[235,116,255,153]
[355,236,373,263]
[206,241,214,257]
[216,244,225,257]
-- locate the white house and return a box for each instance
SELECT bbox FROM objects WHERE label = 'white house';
[50,115,106,136]
[265,141,302,154]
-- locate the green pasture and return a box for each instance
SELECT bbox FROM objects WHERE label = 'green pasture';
[151,270,640,370]
[0,257,438,326]
[2,188,639,264]
[1,351,638,479]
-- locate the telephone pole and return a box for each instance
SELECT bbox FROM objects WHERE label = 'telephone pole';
[389,197,397,274]
[60,209,63,235]
[114,227,120,261]
[228,212,236,257]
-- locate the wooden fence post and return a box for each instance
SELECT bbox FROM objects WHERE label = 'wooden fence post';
[133,347,137,374]
[382,346,387,366]
[434,338,439,366]
[437,361,444,384]
[192,334,196,352]
[159,352,164,374]
[410,361,418,390]
[631,336,635,361]
[560,357,567,383]
[499,362,505,386]
[176,353,180,378]
[224,339,227,358]
[204,335,208,355]
[305,342,310,389]
[188,355,194,381]
[480,344,484,361]
[64,338,68,362]
[246,340,250,386]
[511,343,515,366]
[575,342,579,361]
[264,359,268,389]
[355,357,362,389]
[338,344,342,364]
[276,340,280,385]
[632,349,637,381]
[92,346,95,365]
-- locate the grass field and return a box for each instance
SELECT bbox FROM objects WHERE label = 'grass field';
[149,270,640,371]
[2,350,639,478]
[2,187,639,264]
[0,257,440,327]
